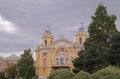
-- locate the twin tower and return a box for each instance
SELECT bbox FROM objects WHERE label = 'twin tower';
[41,27,86,47]
[35,27,87,79]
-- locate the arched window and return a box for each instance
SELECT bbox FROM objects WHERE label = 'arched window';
[56,58,59,65]
[45,40,47,46]
[79,37,82,44]
[43,58,47,66]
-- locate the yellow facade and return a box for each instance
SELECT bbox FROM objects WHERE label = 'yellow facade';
[35,29,87,79]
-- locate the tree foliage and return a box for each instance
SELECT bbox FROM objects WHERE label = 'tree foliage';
[73,4,118,73]
[86,4,118,55]
[73,46,101,73]
[71,71,90,79]
[17,49,35,79]
[47,69,64,79]
[5,63,18,79]
[107,32,120,66]
[87,4,118,50]
[55,69,75,79]
[47,69,75,79]
[47,66,120,79]
[89,66,120,79]
[0,72,7,79]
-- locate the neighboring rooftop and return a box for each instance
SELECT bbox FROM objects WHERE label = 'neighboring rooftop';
[0,56,3,59]
[4,54,20,61]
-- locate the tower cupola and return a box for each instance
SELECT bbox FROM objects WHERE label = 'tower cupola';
[42,30,54,47]
[76,27,87,46]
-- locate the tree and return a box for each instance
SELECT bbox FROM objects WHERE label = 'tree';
[107,32,120,66]
[73,4,118,73]
[5,63,19,79]
[87,4,118,51]
[17,49,35,79]
[86,4,118,56]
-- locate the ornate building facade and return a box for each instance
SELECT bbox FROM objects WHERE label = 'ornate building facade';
[35,28,87,78]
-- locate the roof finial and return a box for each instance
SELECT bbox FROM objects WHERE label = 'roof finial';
[79,22,84,31]
[60,34,64,38]
[45,25,52,34]
[47,25,51,32]
[80,22,84,28]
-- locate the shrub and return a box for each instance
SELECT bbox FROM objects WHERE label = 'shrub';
[71,71,90,79]
[89,66,120,79]
[47,69,75,79]
[47,69,63,79]
[55,69,75,79]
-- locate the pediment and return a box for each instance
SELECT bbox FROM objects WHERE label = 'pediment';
[53,38,73,47]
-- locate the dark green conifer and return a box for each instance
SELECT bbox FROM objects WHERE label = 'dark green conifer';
[73,4,118,73]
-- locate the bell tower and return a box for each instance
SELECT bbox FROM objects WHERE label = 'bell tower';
[42,30,54,47]
[76,27,87,46]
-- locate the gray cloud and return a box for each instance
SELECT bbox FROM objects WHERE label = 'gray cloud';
[0,0,120,56]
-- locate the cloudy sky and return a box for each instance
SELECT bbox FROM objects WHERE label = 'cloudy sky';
[0,0,120,57]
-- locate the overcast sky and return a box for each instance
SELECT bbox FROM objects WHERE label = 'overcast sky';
[0,0,120,57]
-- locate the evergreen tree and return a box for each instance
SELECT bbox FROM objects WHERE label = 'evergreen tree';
[107,32,120,66]
[17,49,35,79]
[87,4,118,52]
[73,4,118,73]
